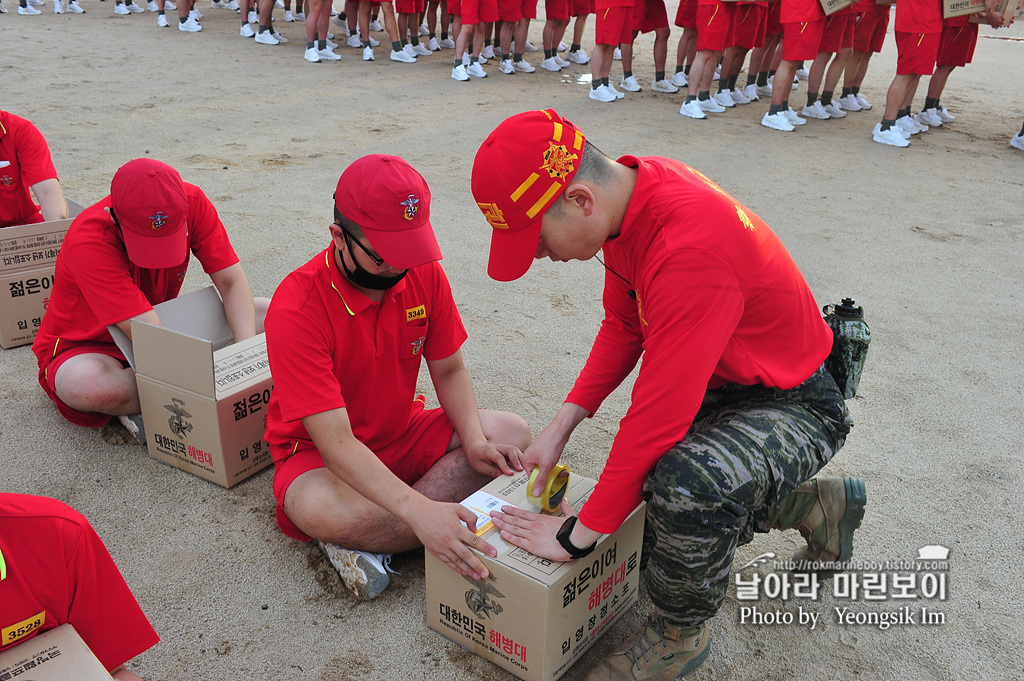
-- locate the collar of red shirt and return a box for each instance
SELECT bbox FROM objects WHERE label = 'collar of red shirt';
[323,244,408,316]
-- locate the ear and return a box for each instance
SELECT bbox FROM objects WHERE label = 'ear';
[328,221,345,247]
[561,183,596,218]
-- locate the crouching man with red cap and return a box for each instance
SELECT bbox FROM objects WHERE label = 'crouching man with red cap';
[474,109,866,679]
[32,158,267,443]
[262,154,531,601]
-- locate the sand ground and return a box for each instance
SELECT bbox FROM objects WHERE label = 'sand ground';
[2,5,1023,680]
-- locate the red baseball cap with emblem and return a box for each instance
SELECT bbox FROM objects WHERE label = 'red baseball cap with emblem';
[334,154,442,270]
[110,158,190,270]
[472,109,586,282]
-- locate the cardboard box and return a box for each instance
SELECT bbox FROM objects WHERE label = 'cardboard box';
[0,199,84,349]
[0,624,114,681]
[819,0,854,16]
[943,0,985,18]
[110,286,273,488]
[426,472,645,681]
[970,0,1012,21]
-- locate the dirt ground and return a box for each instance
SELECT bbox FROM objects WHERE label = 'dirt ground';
[2,5,1023,680]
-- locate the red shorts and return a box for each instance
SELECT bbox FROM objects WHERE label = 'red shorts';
[633,0,668,32]
[596,6,633,44]
[271,402,455,542]
[448,0,461,16]
[731,3,766,48]
[546,0,570,20]
[895,30,939,75]
[499,0,521,21]
[674,0,697,28]
[766,0,782,33]
[853,7,888,52]
[818,12,849,52]
[396,0,425,12]
[936,22,977,67]
[572,0,592,16]
[782,18,825,60]
[38,340,126,428]
[522,0,539,18]
[462,0,497,23]
[696,2,736,52]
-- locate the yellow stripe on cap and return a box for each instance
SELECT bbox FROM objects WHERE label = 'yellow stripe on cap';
[553,122,563,142]
[527,181,562,218]
[511,172,540,201]
[573,130,583,150]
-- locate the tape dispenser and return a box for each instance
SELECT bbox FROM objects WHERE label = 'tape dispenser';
[526,464,570,513]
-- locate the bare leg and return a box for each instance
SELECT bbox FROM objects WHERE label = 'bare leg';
[54,354,140,416]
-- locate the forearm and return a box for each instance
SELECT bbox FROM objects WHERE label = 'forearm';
[115,308,161,341]
[31,178,67,221]
[543,401,591,447]
[432,365,487,449]
[211,264,257,341]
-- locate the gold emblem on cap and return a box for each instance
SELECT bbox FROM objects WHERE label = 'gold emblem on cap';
[149,211,169,230]
[541,142,578,180]
[477,202,509,230]
[400,194,420,221]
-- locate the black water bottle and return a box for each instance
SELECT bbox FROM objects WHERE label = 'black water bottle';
[823,298,870,399]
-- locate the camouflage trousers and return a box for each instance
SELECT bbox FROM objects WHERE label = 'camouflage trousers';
[641,364,852,628]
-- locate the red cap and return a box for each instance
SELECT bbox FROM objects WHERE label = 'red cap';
[109,158,189,270]
[471,109,586,282]
[334,155,441,269]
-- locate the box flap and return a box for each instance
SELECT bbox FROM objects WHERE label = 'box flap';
[212,333,271,399]
[0,624,114,680]
[0,199,84,275]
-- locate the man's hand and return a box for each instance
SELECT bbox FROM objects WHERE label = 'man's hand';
[490,499,584,562]
[464,440,524,477]
[407,498,498,579]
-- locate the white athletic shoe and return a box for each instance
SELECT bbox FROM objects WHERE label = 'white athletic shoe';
[619,75,641,92]
[896,114,925,134]
[20,6,43,15]
[362,45,374,60]
[824,102,847,118]
[699,97,726,113]
[418,21,428,35]
[785,108,806,126]
[872,123,910,147]
[523,39,538,51]
[917,108,943,127]
[319,543,395,601]
[428,36,440,50]
[272,30,287,42]
[157,12,168,24]
[254,29,279,43]
[589,85,616,102]
[568,47,589,64]
[346,33,361,47]
[670,71,688,87]
[223,0,234,8]
[178,14,201,29]
[481,44,495,59]
[855,93,872,110]
[240,23,255,35]
[390,48,416,62]
[412,42,431,55]
[540,57,561,71]
[126,0,143,9]
[730,87,751,104]
[513,59,535,73]
[190,6,201,17]
[713,90,736,108]
[294,10,304,19]
[319,45,341,60]
[837,93,862,111]
[402,43,417,58]
[210,0,226,6]
[0,3,8,13]
[118,414,147,444]
[67,0,84,10]
[935,106,955,123]
[475,52,487,64]
[498,58,514,74]
[802,101,831,119]
[557,40,568,51]
[554,55,569,67]
[28,0,43,5]
[274,0,283,6]
[651,79,679,93]
[795,66,809,79]
[439,36,455,48]
[467,61,487,77]
[679,100,707,119]
[283,9,294,20]
[756,83,772,97]
[113,3,130,14]
[761,111,795,131]
[613,46,621,60]
[1010,133,1024,151]
[54,0,63,13]
[742,83,759,101]
[247,8,256,21]
[451,63,469,80]
[606,83,625,99]
[368,18,381,31]
[146,0,157,10]
[304,46,322,62]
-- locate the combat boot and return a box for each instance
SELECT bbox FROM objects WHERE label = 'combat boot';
[584,614,709,680]
[773,477,866,568]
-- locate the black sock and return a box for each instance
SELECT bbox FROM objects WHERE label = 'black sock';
[899,106,910,118]
[182,15,190,22]
[674,64,684,74]
[841,87,852,97]
[411,36,420,46]
[158,8,164,13]
[769,103,785,114]
[592,82,601,90]
[441,30,448,39]
[821,91,833,106]
[1019,120,1024,136]
[781,99,789,110]
[717,78,728,94]
[655,70,664,81]
[623,70,632,78]
[429,31,436,38]
[544,48,553,58]
[686,94,696,103]
[925,97,938,110]
[362,40,370,47]
[768,69,776,78]
[601,76,609,86]
[746,74,757,86]
[728,75,738,90]
[571,43,580,52]
[757,71,768,86]
[514,52,523,61]
[807,91,818,107]
[470,55,478,63]
[698,90,710,101]
[851,85,860,95]
[880,118,895,131]
[392,40,402,51]
[454,58,461,66]
[484,38,491,46]
[307,40,315,48]
[684,64,691,76]
[318,39,326,49]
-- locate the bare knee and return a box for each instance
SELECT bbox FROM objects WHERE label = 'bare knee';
[54,357,138,415]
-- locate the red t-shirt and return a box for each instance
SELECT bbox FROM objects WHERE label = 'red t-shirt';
[32,184,239,365]
[264,246,467,457]
[596,0,633,11]
[895,0,941,32]
[569,157,833,534]
[780,0,825,23]
[0,111,59,229]
[0,494,159,672]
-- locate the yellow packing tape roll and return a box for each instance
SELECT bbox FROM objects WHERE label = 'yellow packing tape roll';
[527,464,570,513]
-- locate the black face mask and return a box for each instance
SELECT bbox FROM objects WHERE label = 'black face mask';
[338,230,408,290]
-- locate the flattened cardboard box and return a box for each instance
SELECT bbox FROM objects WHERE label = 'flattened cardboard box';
[943,0,985,17]
[0,624,114,680]
[426,472,645,681]
[111,286,273,488]
[0,200,84,349]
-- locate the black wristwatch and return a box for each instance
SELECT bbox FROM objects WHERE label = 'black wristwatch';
[556,516,598,559]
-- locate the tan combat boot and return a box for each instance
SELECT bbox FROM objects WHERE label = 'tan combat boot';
[786,477,867,568]
[584,614,710,681]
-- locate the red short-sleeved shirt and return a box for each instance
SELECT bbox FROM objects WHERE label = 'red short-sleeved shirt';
[895,0,941,33]
[32,184,239,367]
[596,0,633,12]
[0,494,159,672]
[264,245,467,458]
[0,111,59,229]
[781,0,825,23]
[567,157,833,534]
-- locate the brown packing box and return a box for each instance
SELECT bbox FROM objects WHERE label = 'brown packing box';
[426,472,645,681]
[970,0,1012,21]
[109,286,273,488]
[0,200,84,349]
[819,0,854,16]
[0,624,114,681]
[944,0,985,17]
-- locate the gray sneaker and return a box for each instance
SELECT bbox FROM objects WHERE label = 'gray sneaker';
[318,542,394,600]
[117,414,147,445]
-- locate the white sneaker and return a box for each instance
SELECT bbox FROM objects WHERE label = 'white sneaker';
[117,414,147,444]
[390,48,416,62]
[557,40,568,51]
[319,45,341,60]
[189,7,201,18]
[761,111,795,131]
[568,48,589,64]
[54,0,63,12]
[713,90,736,108]
[402,43,417,58]
[917,108,943,127]
[476,52,488,64]
[451,63,469,80]
[855,93,872,110]
[318,543,395,601]
[418,21,428,35]
[730,87,751,104]
[824,102,847,118]
[540,57,561,71]
[699,97,726,113]
[613,46,621,60]
[801,101,830,119]
[498,58,514,74]
[304,46,322,61]
[368,35,379,46]
[428,36,439,50]
[210,0,226,6]
[620,75,641,92]
[412,42,431,56]
[223,0,234,8]
[0,4,8,13]
[272,30,287,42]
[742,83,759,101]
[714,64,721,79]
[606,83,625,99]
[467,61,487,77]
[837,94,862,111]
[589,85,616,102]
[240,23,254,36]
[246,8,256,21]
[274,0,282,6]
[651,79,679,94]
[346,33,361,47]
[784,108,806,126]
[791,77,800,91]
[872,123,910,147]
[756,83,772,97]
[796,67,809,79]
[254,29,279,43]
[127,0,143,8]
[66,0,83,11]
[326,38,337,48]
[368,18,381,31]
[113,3,130,14]
[896,114,925,135]
[27,0,43,5]
[670,71,688,87]
[523,39,538,51]
[554,55,569,67]
[513,59,535,73]
[935,106,955,123]
[481,44,495,59]
[178,14,201,29]
[1010,133,1024,151]
[679,100,707,119]
[157,12,168,24]
[283,9,294,20]
[362,45,374,60]
[146,0,157,10]
[439,36,455,48]
[294,10,304,19]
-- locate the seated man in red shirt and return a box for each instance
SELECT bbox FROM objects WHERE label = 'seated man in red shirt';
[0,110,67,228]
[264,155,531,601]
[32,158,267,443]
[0,493,159,680]
[472,110,866,679]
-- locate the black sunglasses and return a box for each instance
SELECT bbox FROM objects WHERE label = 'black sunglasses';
[339,224,386,268]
